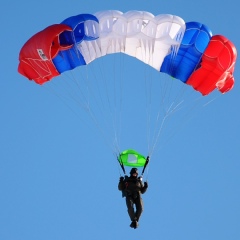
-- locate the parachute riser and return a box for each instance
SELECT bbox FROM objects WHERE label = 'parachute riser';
[141,156,150,176]
[117,156,126,175]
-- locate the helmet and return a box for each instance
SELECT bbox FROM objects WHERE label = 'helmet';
[130,168,138,175]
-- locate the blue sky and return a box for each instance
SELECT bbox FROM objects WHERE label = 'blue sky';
[1,1,240,240]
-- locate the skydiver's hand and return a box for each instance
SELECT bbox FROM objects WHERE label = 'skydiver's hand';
[144,181,148,188]
[119,176,124,182]
[138,176,143,181]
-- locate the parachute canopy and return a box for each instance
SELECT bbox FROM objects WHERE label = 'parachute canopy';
[18,10,237,95]
[119,149,147,167]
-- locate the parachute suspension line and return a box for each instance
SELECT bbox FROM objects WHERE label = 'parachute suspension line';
[78,43,122,154]
[73,63,121,154]
[89,63,120,155]
[149,86,189,155]
[42,81,91,128]
[161,75,176,109]
[110,53,125,154]
[69,67,91,109]
[144,70,189,156]
[115,53,125,154]
[144,67,170,156]
[115,53,125,153]
[144,65,171,156]
[148,112,168,156]
[151,85,218,155]
[77,45,117,149]
[107,53,124,154]
[111,54,126,176]
[154,44,218,153]
[44,74,122,157]
[52,48,120,155]
[144,65,154,156]
[41,47,114,132]
[84,102,120,154]
[78,53,125,156]
[57,43,95,112]
[48,71,90,111]
[152,97,199,151]
[202,96,218,107]
[42,66,101,128]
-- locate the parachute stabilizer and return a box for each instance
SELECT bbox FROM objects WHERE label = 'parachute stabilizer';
[119,149,147,167]
[118,149,150,176]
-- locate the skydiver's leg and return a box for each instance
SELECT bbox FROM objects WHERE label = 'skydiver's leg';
[135,197,143,222]
[126,197,136,221]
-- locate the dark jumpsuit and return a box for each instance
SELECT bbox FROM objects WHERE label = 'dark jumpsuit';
[118,176,148,222]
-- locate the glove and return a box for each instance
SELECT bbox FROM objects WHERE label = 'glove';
[138,176,143,181]
[144,181,148,188]
[119,176,124,182]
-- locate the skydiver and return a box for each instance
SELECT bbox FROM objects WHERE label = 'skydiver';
[118,167,148,229]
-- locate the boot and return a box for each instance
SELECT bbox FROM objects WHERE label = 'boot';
[130,220,138,229]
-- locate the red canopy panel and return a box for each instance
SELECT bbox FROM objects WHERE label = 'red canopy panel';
[18,24,72,84]
[186,35,237,95]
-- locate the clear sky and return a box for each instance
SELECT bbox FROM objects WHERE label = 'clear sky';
[1,1,239,240]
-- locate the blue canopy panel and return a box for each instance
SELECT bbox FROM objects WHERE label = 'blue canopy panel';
[160,22,212,82]
[53,47,86,73]
[52,14,100,74]
[61,14,99,44]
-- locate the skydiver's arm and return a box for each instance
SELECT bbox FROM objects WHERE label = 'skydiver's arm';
[141,181,148,194]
